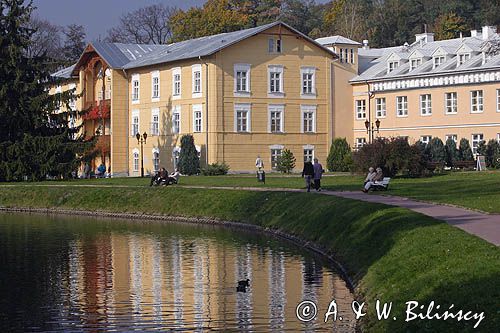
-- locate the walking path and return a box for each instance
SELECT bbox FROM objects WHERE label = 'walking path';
[2,183,499,246]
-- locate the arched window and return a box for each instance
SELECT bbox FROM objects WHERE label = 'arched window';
[133,149,139,172]
[172,147,181,169]
[152,148,160,172]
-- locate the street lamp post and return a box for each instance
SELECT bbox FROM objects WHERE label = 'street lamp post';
[365,81,380,143]
[136,132,147,177]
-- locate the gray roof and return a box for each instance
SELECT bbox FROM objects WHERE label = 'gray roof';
[92,42,165,69]
[52,64,76,79]
[315,35,361,46]
[352,34,500,82]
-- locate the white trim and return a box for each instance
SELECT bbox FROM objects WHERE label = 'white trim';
[355,99,366,119]
[131,109,140,136]
[172,67,181,100]
[151,70,160,102]
[150,108,160,136]
[131,74,140,104]
[172,105,181,134]
[419,94,432,116]
[132,148,140,172]
[375,97,386,118]
[300,104,316,133]
[192,104,203,132]
[300,66,316,98]
[470,90,484,113]
[234,63,251,97]
[444,92,458,114]
[269,144,284,150]
[268,104,285,133]
[497,89,500,112]
[353,122,500,132]
[396,96,408,117]
[191,64,202,99]
[234,103,251,133]
[268,65,284,98]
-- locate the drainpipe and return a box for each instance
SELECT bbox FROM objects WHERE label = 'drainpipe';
[199,56,209,167]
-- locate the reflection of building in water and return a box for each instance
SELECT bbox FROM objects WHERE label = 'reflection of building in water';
[268,250,286,330]
[236,244,253,330]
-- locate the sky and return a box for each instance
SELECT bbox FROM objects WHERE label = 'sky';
[32,0,330,42]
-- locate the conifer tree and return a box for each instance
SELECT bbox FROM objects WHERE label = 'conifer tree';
[0,0,94,181]
[445,138,459,167]
[177,134,200,175]
[458,138,474,161]
[276,148,296,173]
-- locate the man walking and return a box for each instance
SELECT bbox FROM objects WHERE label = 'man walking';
[301,158,314,192]
[313,158,324,191]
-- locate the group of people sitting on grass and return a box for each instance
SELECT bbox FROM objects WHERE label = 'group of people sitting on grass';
[150,167,181,186]
[362,167,384,193]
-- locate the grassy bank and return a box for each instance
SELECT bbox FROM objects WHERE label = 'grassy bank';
[0,185,498,331]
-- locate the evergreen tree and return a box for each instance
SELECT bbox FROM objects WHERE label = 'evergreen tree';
[485,139,500,168]
[458,138,474,161]
[178,134,200,175]
[326,138,352,172]
[0,0,93,181]
[445,138,459,167]
[428,137,446,163]
[276,148,296,173]
[63,24,86,64]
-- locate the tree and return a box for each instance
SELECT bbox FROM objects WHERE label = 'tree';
[0,0,94,181]
[25,16,62,60]
[177,135,200,175]
[433,13,468,40]
[326,138,352,172]
[428,137,446,163]
[105,4,176,44]
[276,148,295,173]
[280,0,323,36]
[458,138,474,161]
[323,0,367,41]
[63,24,86,63]
[445,138,459,167]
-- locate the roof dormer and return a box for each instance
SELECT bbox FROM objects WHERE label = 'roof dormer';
[408,50,431,71]
[456,43,474,66]
[431,46,454,69]
[386,52,408,73]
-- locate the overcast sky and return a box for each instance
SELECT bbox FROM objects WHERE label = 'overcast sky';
[32,0,330,41]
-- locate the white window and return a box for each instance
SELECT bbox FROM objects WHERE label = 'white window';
[497,133,500,143]
[355,100,366,119]
[268,38,282,53]
[133,149,139,172]
[458,53,470,66]
[433,56,445,68]
[356,138,367,148]
[152,149,160,172]
[172,147,181,169]
[376,98,386,118]
[234,64,251,96]
[192,64,202,98]
[193,104,202,132]
[268,104,284,133]
[497,89,500,112]
[420,94,432,116]
[172,67,181,99]
[131,74,140,103]
[397,96,408,117]
[350,49,354,64]
[303,146,314,163]
[471,90,483,113]
[68,83,76,110]
[472,134,484,154]
[151,108,159,136]
[131,110,139,136]
[388,61,399,72]
[234,103,251,133]
[301,105,316,133]
[172,105,180,134]
[151,71,160,101]
[301,67,316,97]
[445,92,457,114]
[270,146,283,169]
[445,134,457,143]
[420,136,432,145]
[268,65,284,96]
[410,58,422,71]
[338,48,344,63]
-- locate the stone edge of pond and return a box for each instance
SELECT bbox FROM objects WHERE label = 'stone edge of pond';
[0,206,355,293]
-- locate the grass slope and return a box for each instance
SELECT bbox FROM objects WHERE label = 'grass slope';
[0,186,498,332]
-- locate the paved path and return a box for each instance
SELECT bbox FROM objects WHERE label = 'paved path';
[2,183,499,246]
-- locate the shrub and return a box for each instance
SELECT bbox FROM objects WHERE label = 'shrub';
[276,149,296,173]
[428,137,446,163]
[326,138,352,171]
[178,134,200,175]
[445,138,459,167]
[201,162,230,176]
[484,139,500,168]
[352,138,388,174]
[458,138,474,161]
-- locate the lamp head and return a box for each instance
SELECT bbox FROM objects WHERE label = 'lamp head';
[364,119,370,131]
[375,118,381,131]
[135,132,140,142]
[143,132,147,143]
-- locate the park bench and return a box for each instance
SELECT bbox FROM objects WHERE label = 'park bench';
[371,177,391,191]
[453,160,476,170]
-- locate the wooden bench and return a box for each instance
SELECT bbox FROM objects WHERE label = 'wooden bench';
[453,160,476,170]
[371,177,391,191]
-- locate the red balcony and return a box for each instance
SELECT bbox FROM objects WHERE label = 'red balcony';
[83,100,110,120]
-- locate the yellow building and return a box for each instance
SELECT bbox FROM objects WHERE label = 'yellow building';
[53,22,500,176]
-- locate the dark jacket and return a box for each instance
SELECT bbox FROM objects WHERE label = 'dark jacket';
[302,162,314,177]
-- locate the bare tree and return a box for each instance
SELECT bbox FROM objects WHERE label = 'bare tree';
[482,35,500,56]
[63,24,86,63]
[26,16,62,59]
[105,4,177,44]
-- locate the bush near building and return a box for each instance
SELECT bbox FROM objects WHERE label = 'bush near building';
[478,139,500,168]
[445,138,459,167]
[326,138,352,172]
[178,134,200,175]
[458,138,474,161]
[201,162,229,176]
[276,149,296,173]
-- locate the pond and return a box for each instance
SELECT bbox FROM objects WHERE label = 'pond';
[0,213,355,332]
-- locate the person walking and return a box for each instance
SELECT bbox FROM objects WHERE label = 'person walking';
[312,158,324,191]
[255,155,264,170]
[301,158,314,192]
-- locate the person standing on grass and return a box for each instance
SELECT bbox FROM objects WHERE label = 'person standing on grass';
[301,158,314,192]
[313,158,324,191]
[255,155,264,170]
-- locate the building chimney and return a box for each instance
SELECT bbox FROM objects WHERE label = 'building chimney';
[482,26,497,40]
[415,33,434,43]
[362,40,369,50]
[471,29,478,37]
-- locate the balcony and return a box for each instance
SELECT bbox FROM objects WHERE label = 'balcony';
[83,100,110,120]
[94,134,110,154]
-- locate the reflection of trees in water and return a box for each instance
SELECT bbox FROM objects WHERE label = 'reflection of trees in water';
[302,260,322,332]
[303,259,323,286]
[236,244,253,331]
[269,250,286,330]
[193,242,205,330]
[172,238,184,327]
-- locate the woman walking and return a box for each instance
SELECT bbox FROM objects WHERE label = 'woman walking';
[313,158,324,191]
[301,159,314,192]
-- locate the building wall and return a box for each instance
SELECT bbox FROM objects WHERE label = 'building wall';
[352,81,500,151]
[111,69,130,176]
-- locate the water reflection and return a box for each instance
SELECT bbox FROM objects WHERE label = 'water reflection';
[0,213,355,332]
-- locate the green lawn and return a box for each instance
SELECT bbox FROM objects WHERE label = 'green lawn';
[0,186,498,332]
[35,171,500,213]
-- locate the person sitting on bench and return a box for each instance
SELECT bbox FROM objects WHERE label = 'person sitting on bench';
[364,167,376,185]
[363,167,383,193]
[168,168,180,184]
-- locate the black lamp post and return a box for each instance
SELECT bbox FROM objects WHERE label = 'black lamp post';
[136,132,147,177]
[364,118,381,142]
